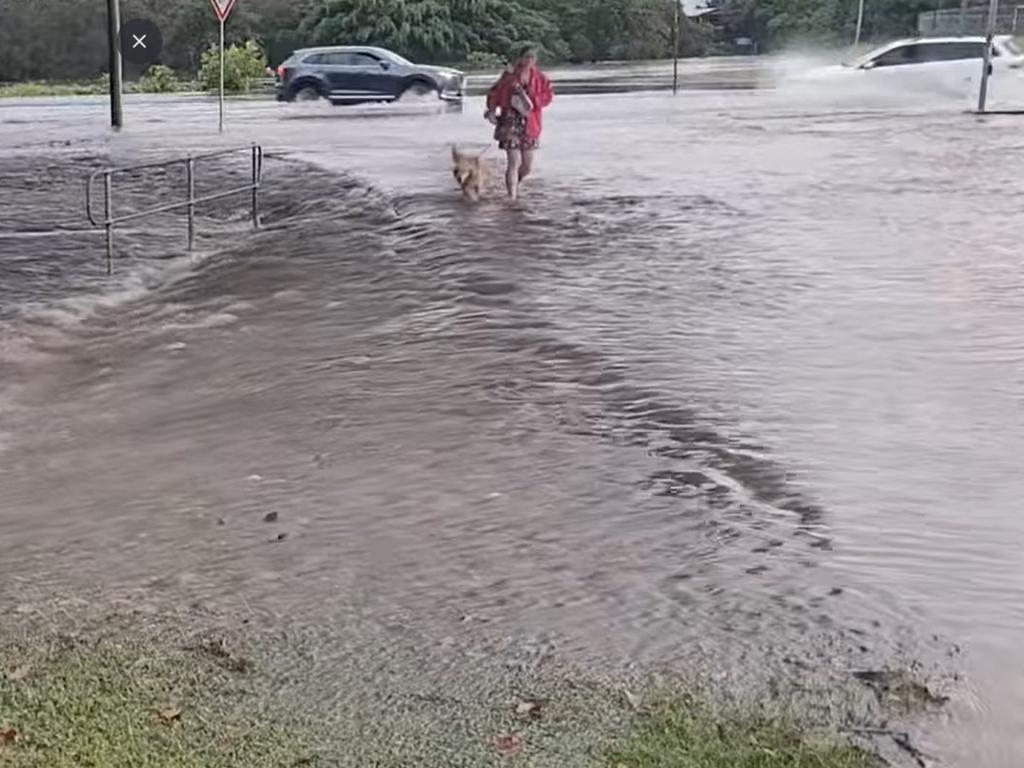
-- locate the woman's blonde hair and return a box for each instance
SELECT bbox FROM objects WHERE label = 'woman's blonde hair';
[514,44,538,62]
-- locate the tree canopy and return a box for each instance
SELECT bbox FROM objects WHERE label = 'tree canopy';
[714,0,943,50]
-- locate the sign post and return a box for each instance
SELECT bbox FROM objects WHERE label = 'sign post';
[672,0,680,94]
[853,0,865,47]
[977,0,1000,112]
[209,0,237,133]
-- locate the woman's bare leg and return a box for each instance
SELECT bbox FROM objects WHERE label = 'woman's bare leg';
[505,149,522,199]
[518,149,535,183]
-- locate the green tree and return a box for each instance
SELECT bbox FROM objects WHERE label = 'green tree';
[248,0,316,66]
[447,0,569,62]
[714,0,941,50]
[0,0,107,81]
[161,0,266,73]
[141,64,179,93]
[300,0,456,61]
[519,0,705,62]
[298,0,567,63]
[198,40,267,92]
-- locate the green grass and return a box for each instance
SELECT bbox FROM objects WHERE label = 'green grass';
[606,696,877,768]
[0,629,883,768]
[0,79,184,98]
[0,76,275,99]
[0,81,111,97]
[0,636,321,768]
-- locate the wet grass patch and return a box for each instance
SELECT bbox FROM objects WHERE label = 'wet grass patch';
[0,634,322,768]
[606,696,878,768]
[0,634,882,768]
[0,604,897,768]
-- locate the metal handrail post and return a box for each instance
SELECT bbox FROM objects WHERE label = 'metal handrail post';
[186,156,196,250]
[251,144,260,229]
[103,171,113,275]
[86,145,263,274]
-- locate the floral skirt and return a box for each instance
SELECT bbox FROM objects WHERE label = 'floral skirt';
[494,111,539,151]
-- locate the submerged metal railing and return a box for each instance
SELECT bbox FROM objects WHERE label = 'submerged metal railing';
[86,144,262,274]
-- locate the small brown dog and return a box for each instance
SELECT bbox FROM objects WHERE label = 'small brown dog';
[451,145,488,202]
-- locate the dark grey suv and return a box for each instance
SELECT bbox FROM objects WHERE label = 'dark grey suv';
[275,46,465,106]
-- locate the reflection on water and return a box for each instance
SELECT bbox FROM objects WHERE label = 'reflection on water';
[2,61,1024,766]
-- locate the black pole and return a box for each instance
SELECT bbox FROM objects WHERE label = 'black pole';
[106,0,123,129]
[977,0,999,112]
[672,0,680,94]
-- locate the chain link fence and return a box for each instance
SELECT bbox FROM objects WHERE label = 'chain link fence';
[918,7,1024,36]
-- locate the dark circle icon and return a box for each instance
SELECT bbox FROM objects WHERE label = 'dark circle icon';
[118,18,163,67]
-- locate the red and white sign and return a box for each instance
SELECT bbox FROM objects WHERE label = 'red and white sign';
[209,0,236,22]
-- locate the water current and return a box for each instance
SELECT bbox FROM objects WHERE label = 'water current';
[1,58,1023,766]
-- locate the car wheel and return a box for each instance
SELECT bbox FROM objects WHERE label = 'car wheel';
[295,86,321,102]
[401,81,436,99]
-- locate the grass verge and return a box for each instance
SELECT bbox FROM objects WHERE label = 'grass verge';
[0,81,112,97]
[606,696,878,768]
[0,79,275,98]
[0,627,881,768]
[0,635,320,768]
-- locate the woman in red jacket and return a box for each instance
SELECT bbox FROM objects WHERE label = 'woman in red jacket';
[484,46,554,200]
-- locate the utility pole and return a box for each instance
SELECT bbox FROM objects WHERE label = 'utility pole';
[854,0,865,47]
[672,0,680,94]
[960,0,970,33]
[977,0,999,112]
[105,0,123,129]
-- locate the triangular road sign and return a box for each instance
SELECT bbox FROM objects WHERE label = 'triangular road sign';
[209,0,237,22]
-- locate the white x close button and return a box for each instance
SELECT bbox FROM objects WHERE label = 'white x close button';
[118,18,162,67]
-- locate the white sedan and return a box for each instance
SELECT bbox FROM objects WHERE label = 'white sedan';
[797,35,1024,97]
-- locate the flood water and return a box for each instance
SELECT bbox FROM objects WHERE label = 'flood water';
[2,59,1024,766]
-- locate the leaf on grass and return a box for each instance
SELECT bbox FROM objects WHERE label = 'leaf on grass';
[153,707,182,725]
[198,637,231,658]
[515,699,544,719]
[623,688,642,711]
[492,732,523,757]
[190,637,253,674]
[0,727,18,744]
[5,664,31,682]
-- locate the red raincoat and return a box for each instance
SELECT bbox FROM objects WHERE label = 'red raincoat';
[486,67,554,141]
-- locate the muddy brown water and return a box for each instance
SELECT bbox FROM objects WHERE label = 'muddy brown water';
[2,60,1024,766]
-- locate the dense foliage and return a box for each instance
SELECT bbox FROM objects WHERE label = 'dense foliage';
[0,0,947,82]
[198,40,268,92]
[140,64,179,93]
[715,0,946,50]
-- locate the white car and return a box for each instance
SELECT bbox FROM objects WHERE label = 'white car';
[798,35,1024,96]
